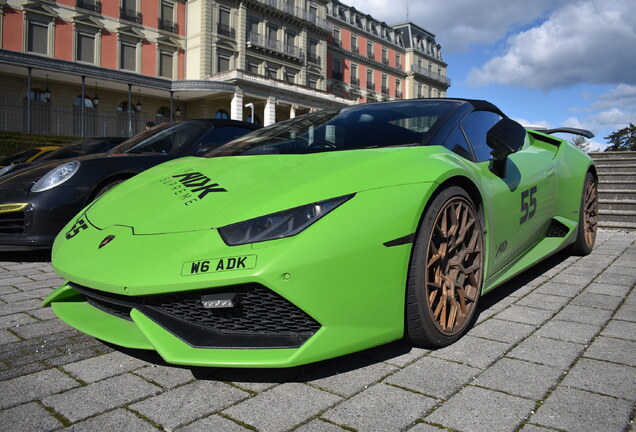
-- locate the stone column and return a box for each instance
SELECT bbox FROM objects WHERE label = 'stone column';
[231,89,244,120]
[264,96,276,126]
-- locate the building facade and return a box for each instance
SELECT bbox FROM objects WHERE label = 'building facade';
[0,0,449,137]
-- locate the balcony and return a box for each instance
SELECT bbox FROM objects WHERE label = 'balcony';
[381,86,389,94]
[396,91,403,99]
[350,77,360,86]
[158,18,178,33]
[120,8,142,24]
[410,64,451,86]
[254,0,328,28]
[308,53,321,64]
[76,0,101,13]
[332,71,343,81]
[217,23,235,38]
[248,33,303,60]
[366,82,375,90]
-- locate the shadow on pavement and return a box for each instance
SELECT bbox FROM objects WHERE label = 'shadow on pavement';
[0,249,52,263]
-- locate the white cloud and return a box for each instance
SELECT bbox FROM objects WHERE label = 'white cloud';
[342,0,557,52]
[467,0,636,90]
[590,84,636,110]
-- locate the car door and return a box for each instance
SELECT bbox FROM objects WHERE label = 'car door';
[459,111,558,276]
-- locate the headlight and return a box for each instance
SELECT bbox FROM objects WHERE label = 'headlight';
[219,194,354,246]
[0,165,14,177]
[31,161,80,192]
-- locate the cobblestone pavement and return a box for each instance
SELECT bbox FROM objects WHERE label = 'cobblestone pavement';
[0,230,634,432]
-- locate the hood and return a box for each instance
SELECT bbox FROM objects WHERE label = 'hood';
[86,147,448,234]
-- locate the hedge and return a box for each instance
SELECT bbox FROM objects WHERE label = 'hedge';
[0,131,78,156]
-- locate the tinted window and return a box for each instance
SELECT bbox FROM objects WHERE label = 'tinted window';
[443,127,474,161]
[41,139,123,161]
[194,126,257,155]
[461,111,502,162]
[206,100,459,157]
[112,122,211,156]
[0,148,40,165]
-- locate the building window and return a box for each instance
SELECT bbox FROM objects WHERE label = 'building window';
[381,74,388,94]
[159,50,173,77]
[267,65,279,79]
[396,53,401,69]
[351,64,358,86]
[247,58,260,74]
[248,18,259,38]
[382,47,388,64]
[76,32,95,63]
[418,84,423,98]
[332,57,342,81]
[395,79,402,98]
[351,35,357,53]
[159,1,177,33]
[366,41,373,58]
[285,69,297,84]
[218,8,234,37]
[366,69,374,90]
[215,109,229,119]
[267,24,278,43]
[27,21,49,55]
[120,0,141,23]
[309,75,319,89]
[217,52,231,73]
[333,28,340,45]
[120,40,137,71]
[308,39,319,64]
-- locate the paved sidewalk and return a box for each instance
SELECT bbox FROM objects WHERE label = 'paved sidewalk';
[0,230,634,432]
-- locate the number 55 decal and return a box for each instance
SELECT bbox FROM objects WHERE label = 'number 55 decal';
[520,185,537,224]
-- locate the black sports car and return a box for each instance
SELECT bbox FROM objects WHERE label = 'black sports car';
[0,119,259,251]
[0,137,126,178]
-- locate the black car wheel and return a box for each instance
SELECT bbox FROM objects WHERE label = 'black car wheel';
[406,186,484,347]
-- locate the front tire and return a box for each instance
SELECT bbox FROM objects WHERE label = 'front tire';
[406,186,485,347]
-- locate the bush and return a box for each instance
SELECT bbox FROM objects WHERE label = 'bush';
[0,131,78,156]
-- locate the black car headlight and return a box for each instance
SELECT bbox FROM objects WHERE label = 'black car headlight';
[218,194,354,246]
[31,161,80,192]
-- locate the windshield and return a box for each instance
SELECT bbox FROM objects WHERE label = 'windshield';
[206,100,459,157]
[109,121,212,156]
[0,148,41,165]
[40,139,121,161]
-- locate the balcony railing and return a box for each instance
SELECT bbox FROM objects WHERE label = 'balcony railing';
[396,91,403,99]
[308,53,320,64]
[247,33,303,59]
[366,82,375,90]
[76,0,101,13]
[350,77,360,86]
[351,45,358,53]
[367,51,374,59]
[158,18,178,33]
[120,8,142,24]
[255,0,328,28]
[381,86,389,94]
[382,58,389,65]
[332,71,343,81]
[410,64,452,86]
[217,23,235,38]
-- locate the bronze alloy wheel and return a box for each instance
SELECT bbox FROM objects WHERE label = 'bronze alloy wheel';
[583,176,598,249]
[424,196,483,334]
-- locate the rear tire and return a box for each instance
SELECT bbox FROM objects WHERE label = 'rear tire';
[569,172,598,256]
[406,186,484,347]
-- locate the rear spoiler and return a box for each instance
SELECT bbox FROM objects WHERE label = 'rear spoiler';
[528,127,594,139]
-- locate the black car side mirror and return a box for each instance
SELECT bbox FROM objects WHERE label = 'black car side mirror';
[487,118,526,177]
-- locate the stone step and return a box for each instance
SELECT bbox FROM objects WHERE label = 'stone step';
[598,199,636,212]
[598,172,636,182]
[590,151,636,161]
[597,181,636,191]
[598,209,636,223]
[595,163,636,170]
[597,189,636,201]
[597,220,636,230]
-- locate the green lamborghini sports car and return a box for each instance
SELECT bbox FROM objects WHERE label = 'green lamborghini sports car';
[44,99,598,368]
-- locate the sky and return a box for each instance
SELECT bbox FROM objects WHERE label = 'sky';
[346,0,636,151]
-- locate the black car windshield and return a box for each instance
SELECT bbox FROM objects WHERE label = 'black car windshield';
[0,148,41,165]
[40,138,122,161]
[109,121,211,156]
[205,100,459,157]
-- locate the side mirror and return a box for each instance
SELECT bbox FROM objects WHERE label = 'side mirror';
[487,118,526,177]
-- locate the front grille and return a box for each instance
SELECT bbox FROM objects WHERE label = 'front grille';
[72,283,321,349]
[0,211,25,234]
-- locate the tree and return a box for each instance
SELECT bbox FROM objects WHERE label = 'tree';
[572,135,590,152]
[604,123,636,151]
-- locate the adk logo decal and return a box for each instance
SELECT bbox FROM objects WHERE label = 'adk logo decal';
[161,172,227,206]
[181,255,257,276]
[65,218,88,239]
